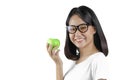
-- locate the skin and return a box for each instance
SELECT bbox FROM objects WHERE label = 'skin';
[46,14,106,80]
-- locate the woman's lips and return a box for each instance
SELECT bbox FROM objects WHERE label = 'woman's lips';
[75,38,84,43]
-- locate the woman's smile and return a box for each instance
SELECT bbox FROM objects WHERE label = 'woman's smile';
[74,37,85,43]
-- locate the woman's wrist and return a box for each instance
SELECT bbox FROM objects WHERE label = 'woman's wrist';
[56,62,63,67]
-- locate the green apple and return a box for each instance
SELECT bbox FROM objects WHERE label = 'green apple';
[47,38,60,48]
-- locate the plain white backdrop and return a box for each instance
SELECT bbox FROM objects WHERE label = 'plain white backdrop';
[0,0,119,80]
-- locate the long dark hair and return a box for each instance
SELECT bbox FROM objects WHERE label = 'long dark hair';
[64,5,109,60]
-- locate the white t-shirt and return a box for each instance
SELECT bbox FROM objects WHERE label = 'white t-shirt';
[64,52,109,80]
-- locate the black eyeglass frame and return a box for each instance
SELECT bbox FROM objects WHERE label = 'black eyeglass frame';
[67,23,89,34]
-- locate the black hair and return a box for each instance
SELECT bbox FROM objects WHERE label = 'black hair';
[64,5,108,60]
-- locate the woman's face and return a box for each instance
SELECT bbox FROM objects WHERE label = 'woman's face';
[68,14,96,49]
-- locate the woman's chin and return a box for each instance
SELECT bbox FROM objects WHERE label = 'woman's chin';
[75,41,85,48]
[75,43,85,49]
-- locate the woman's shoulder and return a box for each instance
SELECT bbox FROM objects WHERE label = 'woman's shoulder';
[91,52,108,66]
[94,51,105,56]
[92,52,106,61]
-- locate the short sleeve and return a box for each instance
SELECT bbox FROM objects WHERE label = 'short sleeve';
[91,53,109,80]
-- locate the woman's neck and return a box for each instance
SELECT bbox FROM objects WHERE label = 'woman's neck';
[76,43,99,64]
[80,45,98,57]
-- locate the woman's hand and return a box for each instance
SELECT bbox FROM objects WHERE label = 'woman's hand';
[46,43,63,65]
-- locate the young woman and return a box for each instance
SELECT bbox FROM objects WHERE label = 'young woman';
[47,5,109,80]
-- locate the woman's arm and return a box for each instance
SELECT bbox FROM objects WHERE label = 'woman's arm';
[56,64,63,80]
[46,43,63,80]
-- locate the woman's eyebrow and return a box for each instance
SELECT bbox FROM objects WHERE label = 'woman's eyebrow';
[69,23,87,26]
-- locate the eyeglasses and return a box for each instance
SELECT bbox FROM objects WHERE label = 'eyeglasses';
[67,23,88,34]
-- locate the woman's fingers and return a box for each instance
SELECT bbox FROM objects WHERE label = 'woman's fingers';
[46,43,49,49]
[46,43,53,56]
[47,43,59,55]
[52,46,60,55]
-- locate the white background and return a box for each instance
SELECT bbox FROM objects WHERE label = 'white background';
[0,0,119,80]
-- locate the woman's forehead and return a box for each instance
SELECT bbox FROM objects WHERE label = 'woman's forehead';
[69,15,86,26]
